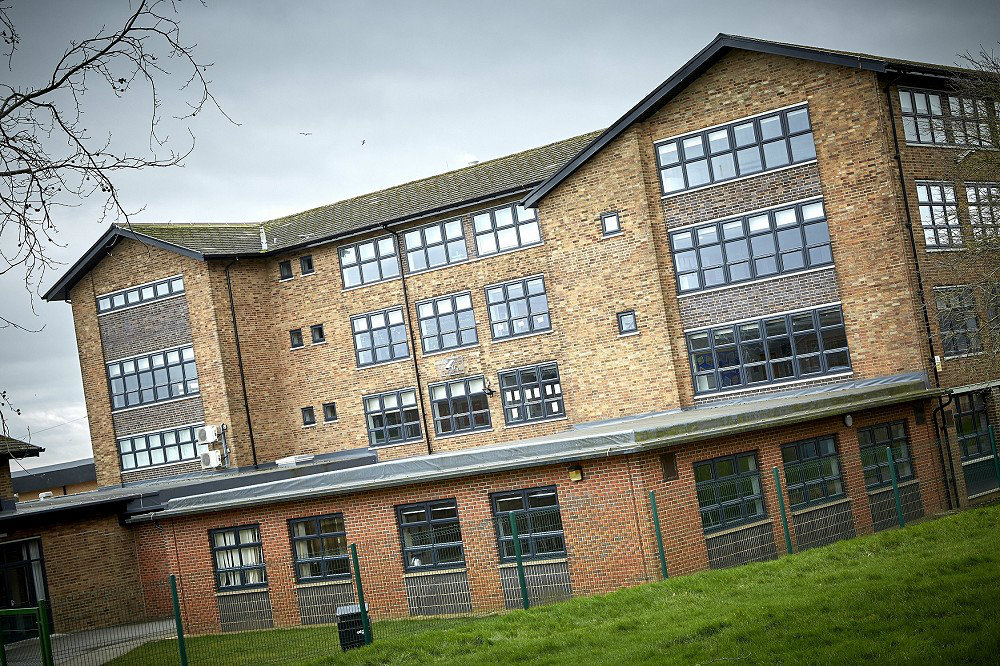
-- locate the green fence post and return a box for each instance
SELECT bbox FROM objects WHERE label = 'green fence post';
[350,544,372,645]
[886,446,906,528]
[771,467,793,555]
[509,512,530,610]
[649,491,669,579]
[169,575,188,666]
[989,426,1000,490]
[36,600,53,666]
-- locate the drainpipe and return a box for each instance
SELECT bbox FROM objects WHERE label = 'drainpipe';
[224,259,259,469]
[932,392,959,509]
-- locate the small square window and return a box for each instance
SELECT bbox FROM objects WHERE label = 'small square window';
[618,310,638,335]
[601,212,621,236]
[300,255,315,275]
[311,324,325,344]
[279,260,293,280]
[301,406,316,426]
[660,452,678,481]
[323,402,338,423]
[290,329,304,348]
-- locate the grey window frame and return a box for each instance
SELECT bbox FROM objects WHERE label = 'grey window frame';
[96,275,185,314]
[655,104,816,195]
[117,423,207,471]
[965,182,1000,240]
[954,393,992,460]
[351,306,409,367]
[617,310,638,335]
[491,486,565,563]
[687,305,851,395]
[403,218,468,273]
[363,388,422,447]
[210,525,266,591]
[338,235,400,288]
[278,260,293,280]
[916,181,962,248]
[694,451,766,533]
[107,345,199,410]
[322,401,338,423]
[498,361,564,425]
[288,514,349,583]
[396,499,465,572]
[416,291,478,354]
[301,406,316,426]
[780,435,846,509]
[485,275,551,341]
[670,199,832,293]
[290,328,304,349]
[472,204,541,257]
[898,88,998,147]
[310,324,325,344]
[858,421,915,489]
[601,211,621,236]
[429,375,491,436]
[935,286,981,357]
[300,255,315,275]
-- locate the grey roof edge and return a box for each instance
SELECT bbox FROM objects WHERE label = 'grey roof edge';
[134,378,941,523]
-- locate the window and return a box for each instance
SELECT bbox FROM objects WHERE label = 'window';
[351,306,409,367]
[289,514,349,582]
[858,421,915,489]
[601,212,621,236]
[278,260,293,280]
[617,310,638,335]
[301,406,316,426]
[899,88,998,147]
[485,276,550,340]
[498,362,564,425]
[935,287,981,357]
[656,105,815,195]
[416,292,478,353]
[290,328,304,349]
[210,525,266,590]
[687,305,851,395]
[430,376,491,435]
[694,452,765,532]
[396,500,465,571]
[660,452,679,481]
[781,436,845,509]
[491,487,565,562]
[363,388,422,447]
[670,199,832,292]
[323,402,338,423]
[310,324,325,344]
[472,204,541,256]
[96,275,185,314]
[966,182,1000,240]
[118,424,207,470]
[404,219,468,272]
[954,393,992,460]
[107,345,199,410]
[338,235,400,288]
[916,182,961,247]
[300,255,315,275]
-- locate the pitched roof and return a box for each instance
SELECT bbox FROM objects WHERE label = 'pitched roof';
[0,435,44,459]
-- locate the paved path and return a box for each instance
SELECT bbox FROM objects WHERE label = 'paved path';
[4,618,175,665]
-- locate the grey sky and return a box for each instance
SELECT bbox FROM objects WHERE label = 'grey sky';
[2,0,998,469]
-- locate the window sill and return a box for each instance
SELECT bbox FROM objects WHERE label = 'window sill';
[476,240,544,261]
[491,328,555,346]
[866,478,919,496]
[704,517,772,539]
[962,454,996,467]
[290,345,306,351]
[617,331,640,338]
[278,277,294,283]
[601,231,624,240]
[499,556,566,569]
[968,486,1000,501]
[925,247,966,253]
[302,424,317,429]
[675,264,836,299]
[111,393,201,414]
[341,275,403,293]
[323,419,339,425]
[355,356,413,372]
[661,160,817,201]
[789,495,851,517]
[421,342,481,359]
[692,371,855,400]
[293,578,352,589]
[311,341,327,346]
[215,586,268,597]
[942,351,985,360]
[904,141,998,151]
[433,427,494,441]
[403,566,467,578]
[503,415,568,430]
[369,437,425,450]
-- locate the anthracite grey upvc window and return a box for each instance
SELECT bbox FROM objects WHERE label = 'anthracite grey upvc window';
[211,525,265,591]
[955,393,992,461]
[338,235,400,288]
[687,305,851,395]
[429,376,491,435]
[396,499,465,571]
[966,182,1000,240]
[694,451,765,532]
[491,487,565,562]
[858,421,914,489]
[323,402,337,423]
[670,199,831,292]
[301,406,316,426]
[289,514,349,582]
[617,310,638,335]
[300,255,314,275]
[118,424,207,470]
[899,88,998,147]
[656,105,815,195]
[498,362,564,425]
[472,204,541,256]
[310,324,325,344]
[916,182,961,248]
[352,306,409,367]
[404,218,468,272]
[601,212,621,236]
[416,292,478,353]
[486,276,550,340]
[781,435,845,509]
[96,275,185,313]
[107,345,199,410]
[935,287,981,357]
[278,260,293,280]
[363,388,422,447]
[290,329,304,348]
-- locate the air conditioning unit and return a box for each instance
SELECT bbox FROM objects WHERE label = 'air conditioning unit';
[196,425,218,444]
[200,450,223,469]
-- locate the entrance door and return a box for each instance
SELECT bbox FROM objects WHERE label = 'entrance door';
[0,539,49,642]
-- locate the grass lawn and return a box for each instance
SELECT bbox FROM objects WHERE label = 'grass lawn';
[115,503,1000,665]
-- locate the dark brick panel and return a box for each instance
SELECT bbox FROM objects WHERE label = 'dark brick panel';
[99,295,193,361]
[111,396,205,437]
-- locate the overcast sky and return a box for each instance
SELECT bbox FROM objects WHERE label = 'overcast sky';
[2,0,998,470]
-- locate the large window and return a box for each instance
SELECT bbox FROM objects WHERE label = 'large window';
[210,525,266,591]
[404,219,468,272]
[338,235,400,288]
[363,388,422,447]
[429,376,491,436]
[954,393,992,461]
[107,345,199,410]
[694,451,766,532]
[916,182,961,248]
[289,514,349,582]
[472,204,541,256]
[498,362,564,425]
[416,292,478,354]
[780,436,845,509]
[396,500,465,571]
[687,305,851,395]
[351,306,409,367]
[96,275,184,314]
[858,421,915,489]
[935,287,981,357]
[491,487,565,562]
[899,88,998,147]
[656,105,815,195]
[485,275,550,340]
[966,182,1000,240]
[117,424,207,471]
[671,199,831,292]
